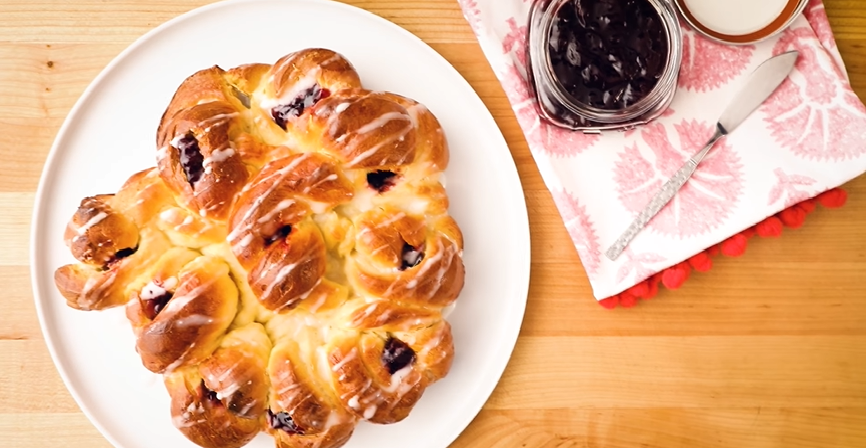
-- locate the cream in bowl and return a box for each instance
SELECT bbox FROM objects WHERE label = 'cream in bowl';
[674,0,808,45]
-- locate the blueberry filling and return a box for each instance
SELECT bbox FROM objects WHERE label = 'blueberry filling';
[265,225,293,246]
[200,381,221,405]
[381,337,416,374]
[267,409,304,435]
[548,0,668,110]
[271,84,331,130]
[366,170,397,193]
[141,291,172,320]
[400,243,424,271]
[175,133,204,185]
[103,245,138,270]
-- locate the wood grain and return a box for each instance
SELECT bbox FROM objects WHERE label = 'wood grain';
[1,1,865,448]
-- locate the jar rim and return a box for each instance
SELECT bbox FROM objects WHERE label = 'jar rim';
[529,0,683,126]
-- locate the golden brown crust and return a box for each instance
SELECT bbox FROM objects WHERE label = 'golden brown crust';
[304,90,417,169]
[266,340,358,448]
[199,323,272,418]
[326,299,454,424]
[348,210,465,308]
[54,47,464,448]
[270,49,361,105]
[165,365,263,448]
[128,253,239,373]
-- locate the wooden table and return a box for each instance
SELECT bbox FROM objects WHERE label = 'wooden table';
[2,1,865,447]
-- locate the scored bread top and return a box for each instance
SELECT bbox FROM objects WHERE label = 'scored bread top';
[53,48,465,448]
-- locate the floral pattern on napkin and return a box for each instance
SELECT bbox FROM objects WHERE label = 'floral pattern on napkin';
[456,0,866,300]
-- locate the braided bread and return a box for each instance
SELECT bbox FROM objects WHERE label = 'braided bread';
[53,48,465,448]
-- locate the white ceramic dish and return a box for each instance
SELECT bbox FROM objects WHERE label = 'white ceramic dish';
[28,1,531,448]
[675,0,807,45]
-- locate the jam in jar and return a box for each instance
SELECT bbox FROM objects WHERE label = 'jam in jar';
[527,0,683,132]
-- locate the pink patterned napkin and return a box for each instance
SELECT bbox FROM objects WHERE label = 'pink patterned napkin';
[456,0,866,303]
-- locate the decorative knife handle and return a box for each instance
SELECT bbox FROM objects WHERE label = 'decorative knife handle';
[605,159,699,261]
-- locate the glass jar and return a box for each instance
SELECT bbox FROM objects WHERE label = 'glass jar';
[526,0,683,133]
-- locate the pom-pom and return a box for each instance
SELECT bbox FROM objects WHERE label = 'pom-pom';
[720,233,748,257]
[661,263,690,290]
[756,216,783,238]
[779,206,807,229]
[599,296,619,309]
[619,292,638,308]
[688,252,713,272]
[626,281,650,299]
[817,188,847,208]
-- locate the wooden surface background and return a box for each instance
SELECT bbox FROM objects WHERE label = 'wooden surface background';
[2,1,865,447]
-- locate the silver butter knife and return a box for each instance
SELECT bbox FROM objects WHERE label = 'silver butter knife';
[605,50,799,261]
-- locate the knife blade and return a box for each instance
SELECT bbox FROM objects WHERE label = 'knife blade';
[604,50,799,262]
[718,50,799,134]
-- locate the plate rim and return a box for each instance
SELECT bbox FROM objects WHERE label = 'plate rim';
[28,0,532,447]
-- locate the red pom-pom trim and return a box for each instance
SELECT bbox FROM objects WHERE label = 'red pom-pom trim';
[817,188,847,208]
[779,206,807,228]
[661,262,690,289]
[756,216,783,238]
[619,292,638,308]
[688,252,713,272]
[721,233,748,257]
[599,296,619,309]
[598,188,849,309]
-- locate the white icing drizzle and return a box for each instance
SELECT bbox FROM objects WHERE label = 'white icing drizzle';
[256,199,295,224]
[203,146,235,174]
[363,404,378,420]
[199,112,238,132]
[140,281,167,301]
[331,347,357,373]
[227,154,311,244]
[156,146,169,163]
[344,120,413,167]
[302,173,338,194]
[382,365,412,393]
[355,112,411,135]
[375,212,406,229]
[76,212,107,235]
[238,233,254,248]
[174,314,216,328]
[347,395,360,410]
[170,134,185,148]
[334,102,350,113]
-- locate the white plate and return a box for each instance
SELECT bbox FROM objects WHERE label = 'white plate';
[28,1,531,448]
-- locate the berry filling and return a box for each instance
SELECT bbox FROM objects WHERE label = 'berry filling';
[265,225,293,246]
[400,243,424,271]
[103,246,138,270]
[267,409,304,435]
[381,337,416,374]
[175,133,204,185]
[141,291,172,320]
[366,170,398,193]
[200,380,222,405]
[271,84,330,130]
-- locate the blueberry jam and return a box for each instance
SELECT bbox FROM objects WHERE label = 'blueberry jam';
[548,0,668,110]
[271,85,331,129]
[104,246,137,270]
[200,381,221,405]
[366,170,397,193]
[265,225,293,246]
[267,409,304,435]
[381,337,416,374]
[175,133,204,185]
[399,243,424,271]
[141,291,172,320]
